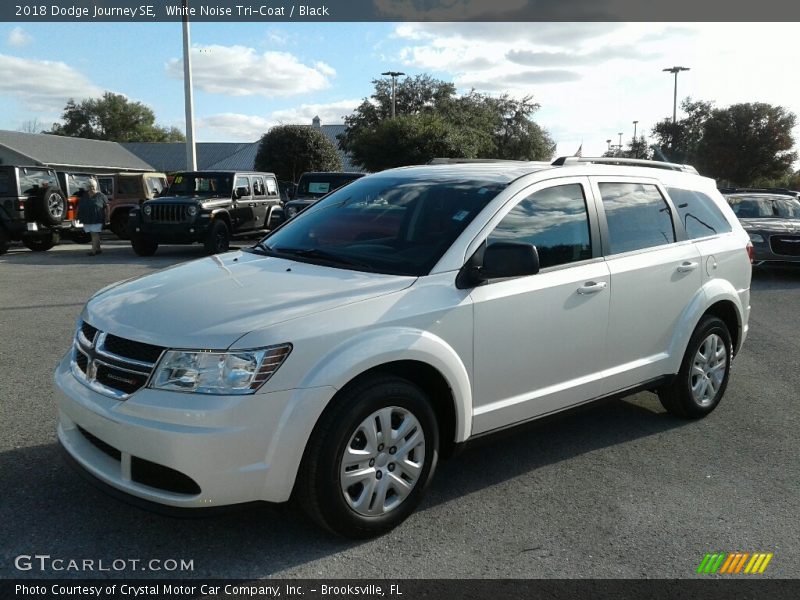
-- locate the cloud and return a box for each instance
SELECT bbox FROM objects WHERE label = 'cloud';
[507,45,659,68]
[7,27,32,47]
[460,70,582,91]
[0,54,102,111]
[395,23,620,46]
[166,45,335,97]
[198,100,360,141]
[374,0,528,20]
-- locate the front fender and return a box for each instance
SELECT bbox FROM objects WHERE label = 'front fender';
[298,327,473,443]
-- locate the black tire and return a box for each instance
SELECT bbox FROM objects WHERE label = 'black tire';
[0,227,8,255]
[204,219,230,254]
[658,315,733,419]
[296,375,439,538]
[22,231,59,252]
[130,235,158,257]
[111,211,131,240]
[34,189,66,227]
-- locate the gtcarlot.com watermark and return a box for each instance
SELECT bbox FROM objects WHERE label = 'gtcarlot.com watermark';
[14,554,194,573]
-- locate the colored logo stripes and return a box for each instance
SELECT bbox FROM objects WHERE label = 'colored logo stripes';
[697,552,773,574]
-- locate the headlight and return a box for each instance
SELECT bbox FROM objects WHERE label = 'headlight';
[748,233,764,243]
[187,205,198,216]
[286,206,298,217]
[143,205,152,216]
[150,344,292,395]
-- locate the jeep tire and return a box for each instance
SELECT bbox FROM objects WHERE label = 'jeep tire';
[22,231,59,252]
[111,211,131,240]
[35,189,66,227]
[204,219,230,254]
[131,235,158,257]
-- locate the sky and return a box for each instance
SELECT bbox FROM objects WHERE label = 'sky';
[1,21,799,161]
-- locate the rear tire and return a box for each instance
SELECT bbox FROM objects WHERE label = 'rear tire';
[204,220,230,254]
[0,228,8,255]
[22,231,59,252]
[296,375,439,538]
[658,315,733,419]
[131,235,158,257]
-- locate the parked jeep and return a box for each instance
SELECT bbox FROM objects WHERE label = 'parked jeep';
[0,165,68,253]
[128,170,284,256]
[284,171,365,219]
[56,171,102,244]
[97,172,168,239]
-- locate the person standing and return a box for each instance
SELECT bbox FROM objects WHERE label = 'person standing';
[77,181,108,256]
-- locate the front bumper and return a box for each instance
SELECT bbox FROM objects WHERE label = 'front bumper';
[751,235,800,264]
[132,217,210,243]
[55,353,335,507]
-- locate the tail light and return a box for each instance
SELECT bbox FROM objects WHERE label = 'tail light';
[16,199,25,211]
[746,241,754,264]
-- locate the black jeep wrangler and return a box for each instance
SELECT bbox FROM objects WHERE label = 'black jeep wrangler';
[0,165,69,254]
[128,170,285,256]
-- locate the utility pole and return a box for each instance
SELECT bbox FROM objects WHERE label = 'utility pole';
[381,71,405,118]
[182,0,197,170]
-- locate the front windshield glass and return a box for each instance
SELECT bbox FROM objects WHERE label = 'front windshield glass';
[259,175,505,276]
[727,195,800,219]
[297,174,362,198]
[167,173,233,197]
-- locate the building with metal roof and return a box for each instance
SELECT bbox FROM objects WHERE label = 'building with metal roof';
[0,130,154,173]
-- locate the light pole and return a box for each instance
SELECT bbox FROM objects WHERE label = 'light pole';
[618,132,623,151]
[381,71,405,118]
[632,120,638,140]
[182,0,197,170]
[606,139,612,153]
[632,120,639,158]
[663,66,690,124]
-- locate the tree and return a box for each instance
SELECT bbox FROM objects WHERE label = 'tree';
[254,125,342,182]
[51,92,185,142]
[339,75,554,171]
[19,118,45,134]
[651,98,714,164]
[603,135,652,160]
[695,103,797,185]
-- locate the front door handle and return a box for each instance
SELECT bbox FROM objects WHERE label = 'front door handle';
[677,261,698,273]
[577,281,607,295]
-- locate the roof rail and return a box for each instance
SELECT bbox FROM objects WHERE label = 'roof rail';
[551,156,698,174]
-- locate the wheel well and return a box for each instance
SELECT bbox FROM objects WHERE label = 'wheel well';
[704,300,741,354]
[333,361,458,458]
[212,211,232,228]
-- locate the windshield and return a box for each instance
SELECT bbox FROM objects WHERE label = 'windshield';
[256,174,505,276]
[727,195,800,219]
[297,174,362,198]
[167,173,233,197]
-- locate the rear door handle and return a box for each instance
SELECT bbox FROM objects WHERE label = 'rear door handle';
[677,261,698,273]
[577,281,607,295]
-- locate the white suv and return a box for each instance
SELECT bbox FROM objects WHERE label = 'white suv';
[54,158,752,537]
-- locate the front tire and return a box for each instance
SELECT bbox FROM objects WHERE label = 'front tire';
[297,375,439,538]
[658,315,733,419]
[111,211,131,240]
[131,235,158,256]
[204,220,230,254]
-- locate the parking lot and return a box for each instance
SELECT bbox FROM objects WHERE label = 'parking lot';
[1,238,798,579]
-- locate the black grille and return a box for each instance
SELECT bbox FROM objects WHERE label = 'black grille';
[131,457,201,495]
[770,235,800,256]
[81,321,98,342]
[77,426,121,461]
[95,364,149,396]
[150,204,189,223]
[104,334,164,363]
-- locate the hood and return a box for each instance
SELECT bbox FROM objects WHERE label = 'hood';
[84,251,415,349]
[143,195,221,205]
[740,218,800,233]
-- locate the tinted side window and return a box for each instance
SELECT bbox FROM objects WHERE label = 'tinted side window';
[0,173,10,195]
[235,176,251,196]
[251,176,265,196]
[117,178,141,195]
[599,182,675,254]
[667,187,732,239]
[266,177,278,196]
[487,183,592,269]
[18,169,59,195]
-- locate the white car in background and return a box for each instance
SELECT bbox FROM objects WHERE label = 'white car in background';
[55,157,752,537]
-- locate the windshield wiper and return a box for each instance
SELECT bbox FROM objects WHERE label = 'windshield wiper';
[248,240,274,255]
[273,247,374,270]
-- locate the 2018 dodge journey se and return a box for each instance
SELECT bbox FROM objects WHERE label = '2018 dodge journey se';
[55,157,752,537]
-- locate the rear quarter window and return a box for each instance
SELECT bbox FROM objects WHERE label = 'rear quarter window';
[667,187,732,239]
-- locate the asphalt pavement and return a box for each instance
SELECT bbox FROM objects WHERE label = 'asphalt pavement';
[0,239,798,579]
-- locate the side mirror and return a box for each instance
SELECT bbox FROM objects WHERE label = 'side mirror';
[457,242,540,289]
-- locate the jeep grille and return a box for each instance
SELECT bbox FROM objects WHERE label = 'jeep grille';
[150,204,189,223]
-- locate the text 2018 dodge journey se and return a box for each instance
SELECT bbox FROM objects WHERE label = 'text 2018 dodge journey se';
[55,158,752,537]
